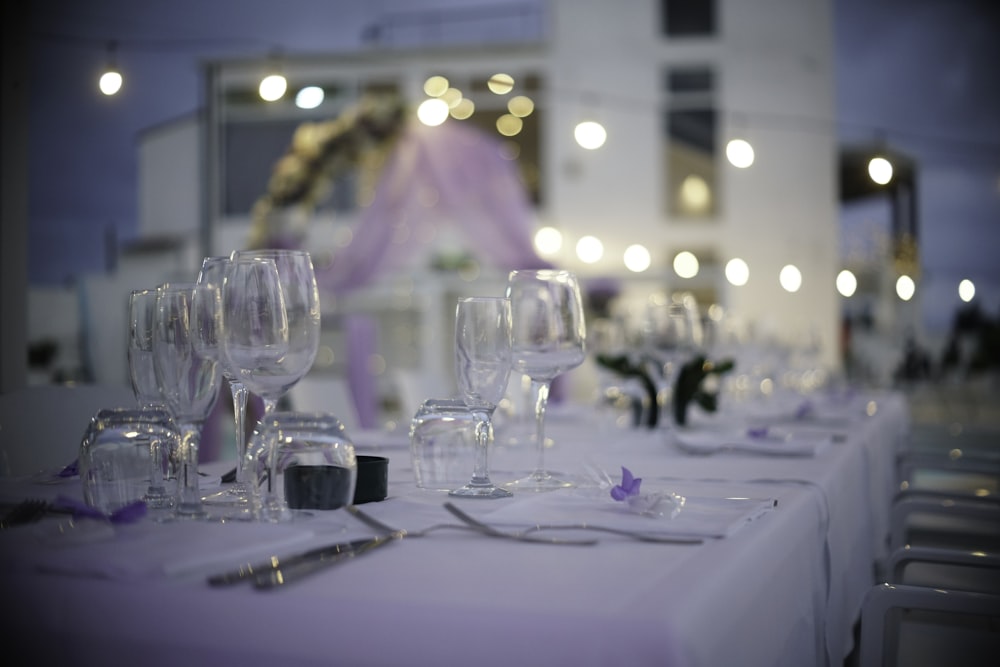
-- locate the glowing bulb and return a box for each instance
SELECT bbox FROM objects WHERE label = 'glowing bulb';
[726,139,754,168]
[99,70,123,96]
[534,227,562,255]
[958,279,975,302]
[623,245,651,273]
[259,74,287,101]
[725,258,750,286]
[576,236,604,264]
[868,157,893,185]
[508,95,534,117]
[680,175,710,210]
[417,98,449,126]
[450,98,475,120]
[673,251,699,279]
[496,114,523,136]
[779,264,802,293]
[896,275,915,301]
[836,269,858,297]
[574,121,607,150]
[295,86,324,109]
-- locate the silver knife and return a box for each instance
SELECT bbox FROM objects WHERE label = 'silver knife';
[253,530,404,589]
[207,537,380,587]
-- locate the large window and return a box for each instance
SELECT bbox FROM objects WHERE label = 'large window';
[660,0,716,37]
[664,66,717,219]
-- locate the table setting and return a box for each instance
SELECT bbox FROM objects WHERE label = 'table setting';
[0,258,910,667]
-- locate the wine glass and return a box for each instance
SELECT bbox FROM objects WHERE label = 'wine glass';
[152,282,224,518]
[197,256,252,505]
[505,270,587,491]
[449,297,513,499]
[642,295,696,428]
[127,288,177,509]
[221,249,320,418]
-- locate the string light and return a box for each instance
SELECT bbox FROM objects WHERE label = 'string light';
[98,41,123,96]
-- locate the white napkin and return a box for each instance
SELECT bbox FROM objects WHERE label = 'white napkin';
[482,490,776,539]
[19,519,316,581]
[672,427,831,457]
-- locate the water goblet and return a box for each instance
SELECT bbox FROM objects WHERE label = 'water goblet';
[449,297,513,499]
[152,282,224,518]
[197,256,252,505]
[505,270,587,491]
[127,288,177,508]
[642,295,697,428]
[221,250,320,419]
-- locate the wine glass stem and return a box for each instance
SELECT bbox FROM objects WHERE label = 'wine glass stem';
[230,380,249,486]
[147,437,166,496]
[531,379,551,477]
[468,409,495,487]
[176,423,204,516]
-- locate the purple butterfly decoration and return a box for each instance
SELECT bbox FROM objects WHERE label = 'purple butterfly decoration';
[53,495,147,524]
[794,400,815,420]
[610,466,642,501]
[746,426,769,439]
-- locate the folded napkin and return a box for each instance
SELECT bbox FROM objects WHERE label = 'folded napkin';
[20,520,316,581]
[672,427,831,457]
[482,489,775,539]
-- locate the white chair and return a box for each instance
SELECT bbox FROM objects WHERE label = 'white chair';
[0,383,135,477]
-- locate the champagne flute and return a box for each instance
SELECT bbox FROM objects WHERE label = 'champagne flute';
[221,249,320,418]
[505,270,587,491]
[197,256,252,505]
[449,297,513,499]
[153,282,224,518]
[127,288,177,509]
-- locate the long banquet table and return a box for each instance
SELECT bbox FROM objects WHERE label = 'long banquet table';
[0,389,908,667]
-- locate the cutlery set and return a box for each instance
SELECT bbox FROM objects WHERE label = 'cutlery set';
[204,502,703,590]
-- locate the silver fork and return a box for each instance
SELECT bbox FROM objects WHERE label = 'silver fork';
[347,505,597,546]
[443,502,703,545]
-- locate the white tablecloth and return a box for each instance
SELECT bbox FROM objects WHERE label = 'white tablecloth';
[0,390,909,667]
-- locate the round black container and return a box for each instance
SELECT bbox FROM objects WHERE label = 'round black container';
[354,455,389,504]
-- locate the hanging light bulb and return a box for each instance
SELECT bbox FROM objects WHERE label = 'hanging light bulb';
[259,73,287,101]
[98,41,123,96]
[868,156,893,185]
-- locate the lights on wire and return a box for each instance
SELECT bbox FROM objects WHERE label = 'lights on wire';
[726,139,755,168]
[259,73,288,101]
[959,279,976,302]
[533,226,562,255]
[623,244,651,273]
[895,275,915,301]
[417,98,449,126]
[574,121,607,150]
[98,41,123,96]
[725,258,750,286]
[868,156,893,185]
[836,269,858,297]
[294,86,324,109]
[673,251,699,279]
[576,235,604,264]
[779,264,803,293]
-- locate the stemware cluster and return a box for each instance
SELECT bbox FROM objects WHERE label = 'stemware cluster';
[448,269,588,497]
[123,249,321,521]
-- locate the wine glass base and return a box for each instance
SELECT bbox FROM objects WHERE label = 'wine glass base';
[448,484,513,499]
[503,471,573,493]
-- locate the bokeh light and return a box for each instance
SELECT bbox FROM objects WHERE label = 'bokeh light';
[779,264,802,293]
[508,95,534,117]
[534,226,562,255]
[725,258,750,286]
[295,86,324,109]
[423,75,449,97]
[99,70,123,96]
[576,236,604,264]
[868,156,893,185]
[836,269,857,297]
[623,244,651,273]
[574,121,607,149]
[417,98,449,126]
[487,73,514,94]
[726,139,755,168]
[959,279,976,302]
[496,114,523,136]
[673,251,699,279]
[258,74,287,101]
[896,274,916,301]
[450,98,475,119]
